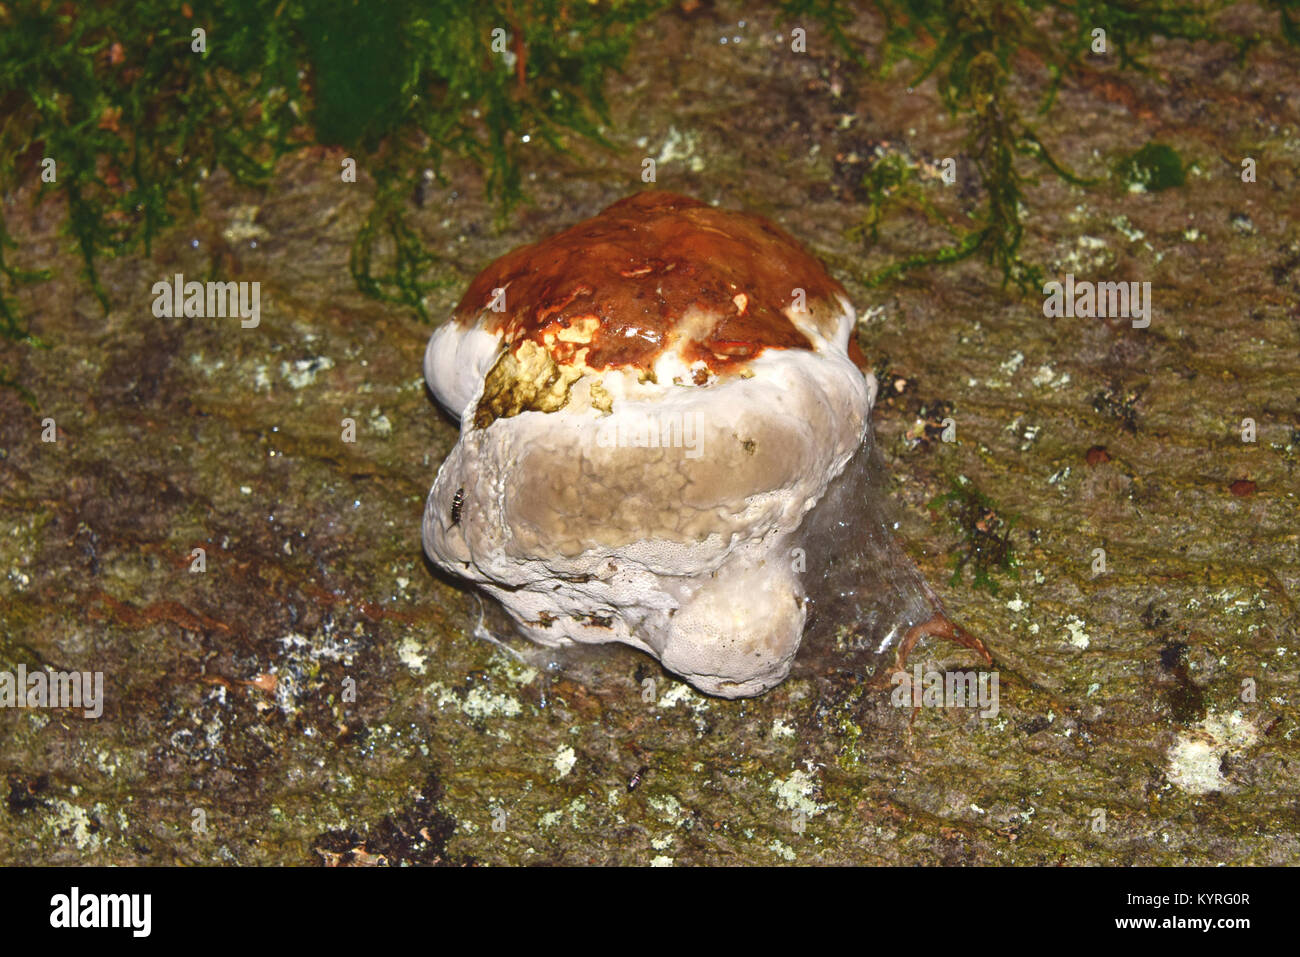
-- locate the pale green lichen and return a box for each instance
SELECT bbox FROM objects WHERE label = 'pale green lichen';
[463,687,523,720]
[422,680,523,720]
[647,793,686,827]
[770,767,831,818]
[770,718,796,740]
[395,636,428,674]
[1166,712,1261,795]
[1063,615,1091,650]
[553,745,577,779]
[767,839,796,861]
[47,798,104,852]
[281,356,335,389]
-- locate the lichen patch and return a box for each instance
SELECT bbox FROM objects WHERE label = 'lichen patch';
[1166,711,1260,795]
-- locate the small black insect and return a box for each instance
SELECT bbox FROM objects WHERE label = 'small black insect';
[450,487,465,526]
[627,765,649,793]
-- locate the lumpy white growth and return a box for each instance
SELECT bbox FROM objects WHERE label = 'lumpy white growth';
[421,299,971,697]
[424,297,906,696]
[420,195,980,698]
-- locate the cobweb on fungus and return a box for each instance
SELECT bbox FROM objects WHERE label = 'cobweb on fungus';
[459,423,964,697]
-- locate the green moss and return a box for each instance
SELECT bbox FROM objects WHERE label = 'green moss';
[1115,142,1186,192]
[782,0,1296,291]
[2,0,1296,397]
[303,0,417,151]
[0,0,668,383]
[927,478,1019,595]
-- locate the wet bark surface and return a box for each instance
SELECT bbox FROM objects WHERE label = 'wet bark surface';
[1,3,1297,864]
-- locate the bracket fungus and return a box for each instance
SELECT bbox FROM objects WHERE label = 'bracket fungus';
[423,191,989,697]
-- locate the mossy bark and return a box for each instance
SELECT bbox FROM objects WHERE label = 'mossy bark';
[1,3,1296,865]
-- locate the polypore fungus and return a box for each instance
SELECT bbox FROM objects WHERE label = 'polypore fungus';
[423,191,988,697]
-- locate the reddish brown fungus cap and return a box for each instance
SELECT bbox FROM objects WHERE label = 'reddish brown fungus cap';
[453,191,849,372]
